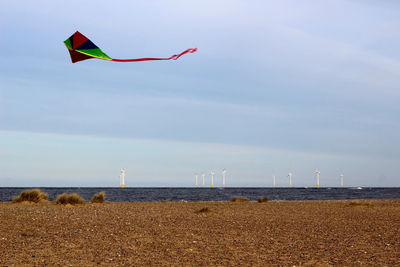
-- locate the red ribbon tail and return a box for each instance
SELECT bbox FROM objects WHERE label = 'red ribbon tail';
[111,48,197,62]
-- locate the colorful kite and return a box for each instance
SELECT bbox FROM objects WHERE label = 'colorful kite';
[64,31,197,63]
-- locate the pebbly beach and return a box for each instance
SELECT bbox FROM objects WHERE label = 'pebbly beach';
[0,199,399,266]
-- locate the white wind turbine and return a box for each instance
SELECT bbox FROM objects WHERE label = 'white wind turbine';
[120,168,125,188]
[202,173,205,188]
[273,174,276,188]
[340,174,344,188]
[195,174,199,188]
[288,172,293,188]
[210,171,215,188]
[222,169,227,188]
[315,169,320,188]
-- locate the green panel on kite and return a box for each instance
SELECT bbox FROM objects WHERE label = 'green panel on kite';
[64,38,72,49]
[76,48,111,60]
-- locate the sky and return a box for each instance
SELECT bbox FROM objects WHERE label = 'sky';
[0,0,399,187]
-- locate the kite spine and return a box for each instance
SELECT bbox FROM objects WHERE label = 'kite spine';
[72,48,113,61]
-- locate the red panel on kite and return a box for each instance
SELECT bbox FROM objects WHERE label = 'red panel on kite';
[68,49,94,63]
[72,31,88,50]
[64,31,197,63]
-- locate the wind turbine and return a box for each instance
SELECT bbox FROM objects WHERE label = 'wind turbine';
[195,174,198,188]
[202,173,205,188]
[340,174,344,188]
[315,169,320,188]
[222,169,227,188]
[120,168,125,188]
[210,171,215,188]
[273,174,276,188]
[288,172,293,188]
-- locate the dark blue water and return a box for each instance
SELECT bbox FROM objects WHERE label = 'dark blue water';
[1,187,399,202]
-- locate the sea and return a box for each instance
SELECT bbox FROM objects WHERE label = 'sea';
[1,187,399,202]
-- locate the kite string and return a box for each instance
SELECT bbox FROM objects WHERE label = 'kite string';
[111,48,197,62]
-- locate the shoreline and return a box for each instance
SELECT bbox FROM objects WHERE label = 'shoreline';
[1,199,399,265]
[2,187,400,203]
[2,197,400,204]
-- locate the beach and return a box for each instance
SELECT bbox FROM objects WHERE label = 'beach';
[0,199,399,266]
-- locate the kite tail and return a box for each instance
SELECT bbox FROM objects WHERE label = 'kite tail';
[111,48,197,62]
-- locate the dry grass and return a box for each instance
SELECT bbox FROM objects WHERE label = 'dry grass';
[55,193,86,205]
[12,189,48,203]
[196,207,210,213]
[345,200,374,208]
[91,192,105,203]
[231,197,250,202]
[257,196,269,203]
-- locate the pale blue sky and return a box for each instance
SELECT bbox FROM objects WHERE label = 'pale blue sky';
[1,0,399,186]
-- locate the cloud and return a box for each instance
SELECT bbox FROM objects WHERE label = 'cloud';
[1,0,400,186]
[1,130,399,186]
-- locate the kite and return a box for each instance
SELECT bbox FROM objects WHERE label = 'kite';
[64,31,197,63]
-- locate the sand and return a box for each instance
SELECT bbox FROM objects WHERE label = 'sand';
[0,199,399,266]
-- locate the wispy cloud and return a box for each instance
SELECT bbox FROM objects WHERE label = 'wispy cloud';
[1,0,399,186]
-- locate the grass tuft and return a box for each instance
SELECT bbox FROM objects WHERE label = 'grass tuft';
[345,201,374,208]
[257,196,269,203]
[55,193,86,205]
[231,197,249,202]
[12,189,48,203]
[91,192,105,203]
[196,207,210,213]
[55,193,68,205]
